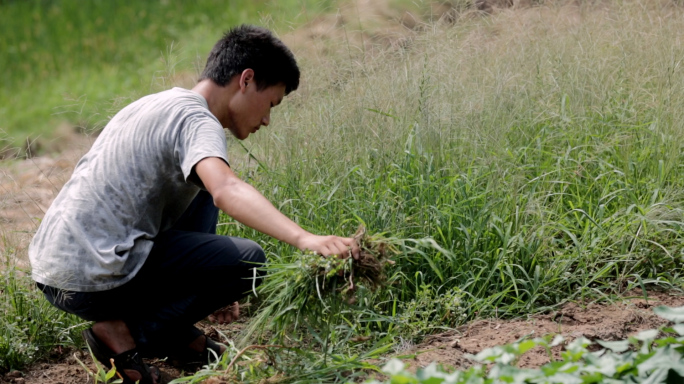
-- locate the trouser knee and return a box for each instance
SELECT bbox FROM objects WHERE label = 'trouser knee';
[200,239,265,298]
[234,241,266,294]
[239,238,266,266]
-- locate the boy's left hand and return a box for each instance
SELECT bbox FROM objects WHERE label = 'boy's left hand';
[208,301,240,324]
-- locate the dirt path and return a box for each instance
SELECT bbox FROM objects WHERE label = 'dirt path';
[0,134,94,268]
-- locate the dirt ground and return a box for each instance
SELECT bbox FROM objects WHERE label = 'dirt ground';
[0,319,244,384]
[402,289,684,371]
[1,290,681,383]
[0,130,94,269]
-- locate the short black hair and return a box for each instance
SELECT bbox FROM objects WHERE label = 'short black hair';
[199,25,300,95]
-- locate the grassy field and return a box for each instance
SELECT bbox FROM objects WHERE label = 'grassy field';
[0,0,332,151]
[229,0,684,315]
[211,0,684,380]
[2,0,684,382]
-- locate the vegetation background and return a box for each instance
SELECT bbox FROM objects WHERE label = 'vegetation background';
[0,0,332,151]
[1,0,684,382]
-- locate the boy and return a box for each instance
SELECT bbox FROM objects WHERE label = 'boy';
[29,25,359,384]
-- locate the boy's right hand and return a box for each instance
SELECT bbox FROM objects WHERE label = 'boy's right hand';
[296,234,360,260]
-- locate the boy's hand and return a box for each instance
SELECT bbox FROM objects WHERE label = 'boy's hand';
[297,234,360,259]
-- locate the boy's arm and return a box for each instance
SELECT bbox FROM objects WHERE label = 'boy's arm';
[194,157,360,258]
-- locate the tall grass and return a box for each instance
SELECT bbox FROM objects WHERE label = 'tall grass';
[218,0,684,347]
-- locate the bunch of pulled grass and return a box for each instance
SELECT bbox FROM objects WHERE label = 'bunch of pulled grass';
[241,227,396,346]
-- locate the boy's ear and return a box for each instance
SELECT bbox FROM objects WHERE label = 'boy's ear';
[239,69,255,92]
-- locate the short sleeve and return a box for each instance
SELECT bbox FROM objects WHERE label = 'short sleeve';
[176,111,230,187]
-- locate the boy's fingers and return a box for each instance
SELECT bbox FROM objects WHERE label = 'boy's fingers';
[338,238,360,259]
[209,302,240,324]
[329,240,348,259]
[312,236,360,259]
[352,241,360,260]
[342,237,360,259]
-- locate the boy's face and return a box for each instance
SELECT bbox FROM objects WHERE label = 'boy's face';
[226,79,286,140]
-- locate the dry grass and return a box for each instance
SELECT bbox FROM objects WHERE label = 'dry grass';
[238,0,684,188]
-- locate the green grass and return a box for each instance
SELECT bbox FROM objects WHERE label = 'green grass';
[0,249,85,373]
[0,0,333,150]
[207,0,684,379]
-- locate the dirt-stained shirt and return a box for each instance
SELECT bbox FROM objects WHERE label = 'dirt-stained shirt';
[29,87,229,292]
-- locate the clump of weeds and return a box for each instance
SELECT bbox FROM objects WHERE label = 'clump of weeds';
[174,227,397,382]
[242,226,397,345]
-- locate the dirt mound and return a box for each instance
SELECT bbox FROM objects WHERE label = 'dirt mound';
[403,290,684,370]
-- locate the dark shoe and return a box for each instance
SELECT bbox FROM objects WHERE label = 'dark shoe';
[82,328,161,384]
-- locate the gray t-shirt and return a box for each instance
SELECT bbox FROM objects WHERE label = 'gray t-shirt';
[29,87,229,292]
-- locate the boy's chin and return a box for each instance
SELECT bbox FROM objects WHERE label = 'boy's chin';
[227,127,249,140]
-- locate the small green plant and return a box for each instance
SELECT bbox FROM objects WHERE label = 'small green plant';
[74,348,123,384]
[397,284,467,339]
[365,305,684,384]
[169,335,382,383]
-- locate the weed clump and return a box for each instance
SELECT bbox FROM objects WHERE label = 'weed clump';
[242,226,396,344]
[310,226,394,298]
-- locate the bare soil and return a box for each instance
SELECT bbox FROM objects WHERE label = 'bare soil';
[401,289,684,371]
[0,319,248,384]
[0,131,94,268]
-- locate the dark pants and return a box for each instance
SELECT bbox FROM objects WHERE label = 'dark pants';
[38,190,266,354]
